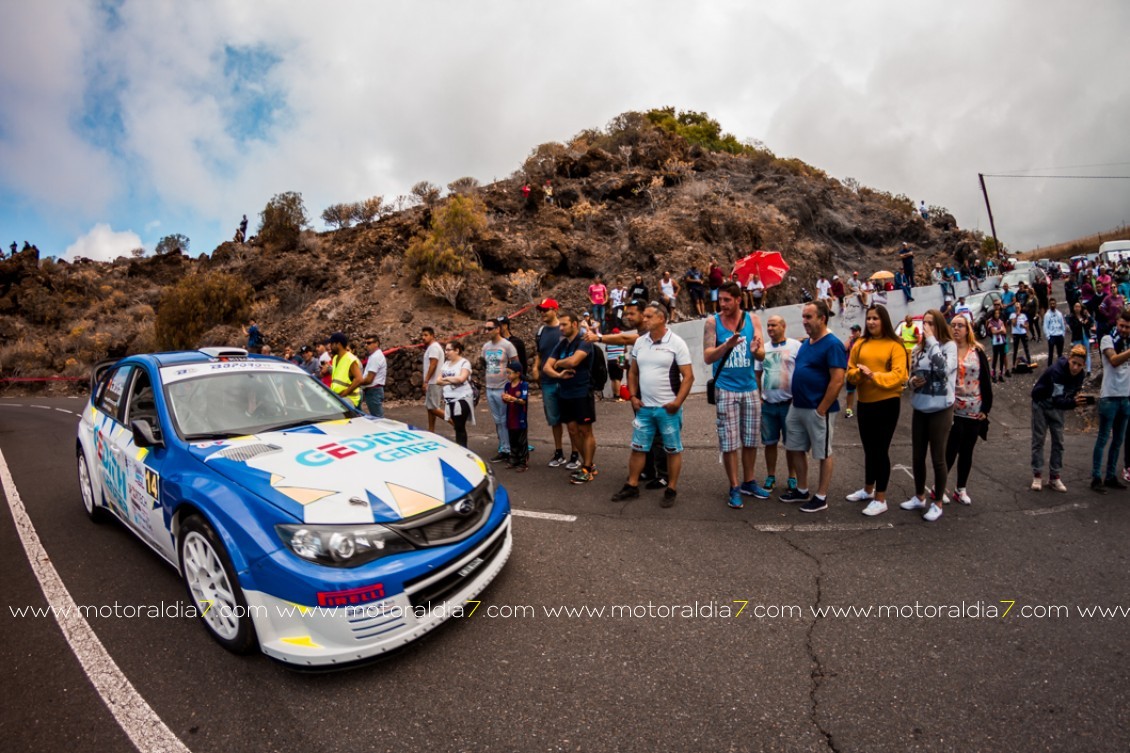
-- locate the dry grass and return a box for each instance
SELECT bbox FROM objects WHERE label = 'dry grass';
[1025,225,1130,259]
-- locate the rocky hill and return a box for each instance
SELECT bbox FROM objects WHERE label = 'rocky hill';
[0,109,982,397]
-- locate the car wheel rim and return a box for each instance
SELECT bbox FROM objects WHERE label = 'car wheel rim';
[78,456,94,516]
[182,531,241,640]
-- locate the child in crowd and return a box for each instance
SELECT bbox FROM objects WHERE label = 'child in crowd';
[502,360,529,471]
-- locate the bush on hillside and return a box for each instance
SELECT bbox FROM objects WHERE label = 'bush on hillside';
[405,195,487,280]
[258,191,309,249]
[155,271,253,350]
[321,203,355,230]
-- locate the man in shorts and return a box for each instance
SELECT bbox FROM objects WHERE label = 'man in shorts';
[610,302,694,507]
[531,298,572,467]
[544,312,598,484]
[757,315,801,494]
[703,282,767,509]
[421,327,445,432]
[782,301,846,513]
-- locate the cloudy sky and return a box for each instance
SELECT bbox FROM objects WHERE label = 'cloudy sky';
[2,1,1128,262]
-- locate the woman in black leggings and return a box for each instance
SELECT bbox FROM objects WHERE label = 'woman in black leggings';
[901,310,957,522]
[945,315,993,505]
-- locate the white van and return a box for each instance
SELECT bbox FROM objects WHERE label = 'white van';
[1099,240,1130,266]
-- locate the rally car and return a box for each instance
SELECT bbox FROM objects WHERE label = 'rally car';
[76,347,512,667]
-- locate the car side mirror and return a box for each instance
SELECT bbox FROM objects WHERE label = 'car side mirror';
[131,419,164,449]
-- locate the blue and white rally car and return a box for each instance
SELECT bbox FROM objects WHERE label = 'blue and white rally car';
[76,348,512,667]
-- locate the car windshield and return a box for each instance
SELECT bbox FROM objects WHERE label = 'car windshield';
[164,369,355,440]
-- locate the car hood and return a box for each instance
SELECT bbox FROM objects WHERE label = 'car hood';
[186,416,490,524]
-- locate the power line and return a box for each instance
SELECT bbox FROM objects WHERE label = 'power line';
[997,160,1130,173]
[980,174,1130,180]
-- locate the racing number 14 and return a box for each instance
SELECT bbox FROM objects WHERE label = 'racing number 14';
[144,468,160,502]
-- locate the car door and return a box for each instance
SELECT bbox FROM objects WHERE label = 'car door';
[92,364,134,524]
[113,366,177,561]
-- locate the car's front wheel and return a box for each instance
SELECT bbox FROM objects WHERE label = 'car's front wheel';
[179,516,258,654]
[77,450,108,523]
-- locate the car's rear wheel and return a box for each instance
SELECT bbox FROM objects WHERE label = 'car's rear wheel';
[179,516,258,654]
[77,451,108,523]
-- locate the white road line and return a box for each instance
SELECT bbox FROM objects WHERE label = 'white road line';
[1024,502,1089,516]
[892,464,914,480]
[30,404,52,410]
[755,522,895,532]
[511,509,578,522]
[0,446,191,753]
[56,408,75,414]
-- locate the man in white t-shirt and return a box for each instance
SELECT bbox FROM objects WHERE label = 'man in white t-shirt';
[816,275,832,311]
[421,327,446,432]
[610,302,694,507]
[1091,310,1130,492]
[360,334,388,418]
[658,270,680,321]
[756,315,802,494]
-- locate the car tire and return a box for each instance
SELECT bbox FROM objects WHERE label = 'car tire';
[77,450,109,523]
[179,515,258,655]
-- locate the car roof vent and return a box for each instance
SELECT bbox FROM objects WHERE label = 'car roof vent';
[199,347,249,359]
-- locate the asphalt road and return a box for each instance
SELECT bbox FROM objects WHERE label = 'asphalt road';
[3,364,1130,753]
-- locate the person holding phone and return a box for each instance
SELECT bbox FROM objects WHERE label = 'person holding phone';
[1030,346,1088,492]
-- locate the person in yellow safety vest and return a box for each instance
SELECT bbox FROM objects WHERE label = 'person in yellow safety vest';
[897,314,919,354]
[328,332,363,407]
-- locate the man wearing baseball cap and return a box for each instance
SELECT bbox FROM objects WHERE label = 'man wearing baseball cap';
[531,298,574,467]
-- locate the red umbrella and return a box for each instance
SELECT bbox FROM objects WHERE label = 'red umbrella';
[732,250,790,288]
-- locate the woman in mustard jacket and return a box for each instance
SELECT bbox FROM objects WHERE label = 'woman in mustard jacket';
[844,304,909,516]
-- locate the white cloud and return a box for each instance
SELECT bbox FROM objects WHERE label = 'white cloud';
[63,224,142,263]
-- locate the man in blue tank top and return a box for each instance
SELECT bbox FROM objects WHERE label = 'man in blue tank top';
[703,282,767,509]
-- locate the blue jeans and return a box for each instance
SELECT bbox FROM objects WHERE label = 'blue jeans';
[1092,397,1130,480]
[631,406,684,454]
[592,303,606,327]
[362,386,385,418]
[487,387,510,453]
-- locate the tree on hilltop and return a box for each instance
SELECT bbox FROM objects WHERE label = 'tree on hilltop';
[258,191,308,249]
[155,233,189,256]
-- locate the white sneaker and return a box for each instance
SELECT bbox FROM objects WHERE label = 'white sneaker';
[923,502,943,522]
[1030,477,1042,491]
[955,488,972,505]
[845,487,873,502]
[861,500,888,516]
[900,495,926,510]
[1049,478,1068,493]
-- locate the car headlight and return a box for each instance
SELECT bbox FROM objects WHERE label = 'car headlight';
[468,452,495,496]
[275,524,415,567]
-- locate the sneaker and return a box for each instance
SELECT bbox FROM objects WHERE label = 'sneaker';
[929,486,950,504]
[1091,477,1108,494]
[611,484,640,501]
[1123,468,1130,484]
[844,409,854,419]
[763,475,777,491]
[728,487,744,509]
[955,488,972,505]
[740,480,771,499]
[800,496,828,513]
[861,499,888,516]
[569,467,595,484]
[1030,477,1042,491]
[845,487,873,502]
[489,452,510,463]
[780,488,810,504]
[565,453,582,470]
[644,477,669,490]
[1105,476,1127,490]
[1049,478,1067,493]
[923,502,943,522]
[547,451,567,468]
[661,488,677,508]
[900,495,926,510]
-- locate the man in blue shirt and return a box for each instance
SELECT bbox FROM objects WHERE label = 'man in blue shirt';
[782,301,847,512]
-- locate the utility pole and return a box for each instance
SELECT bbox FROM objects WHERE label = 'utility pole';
[978,173,1002,258]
